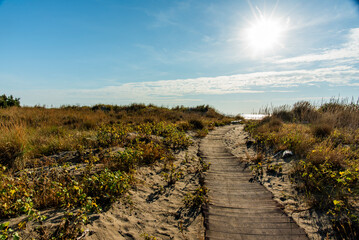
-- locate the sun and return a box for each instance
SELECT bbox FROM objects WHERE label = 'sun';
[243,9,288,54]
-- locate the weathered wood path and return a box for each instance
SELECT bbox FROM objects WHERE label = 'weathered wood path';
[200,125,308,240]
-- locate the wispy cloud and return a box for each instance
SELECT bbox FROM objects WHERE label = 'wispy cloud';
[149,10,178,28]
[73,65,359,99]
[278,28,359,64]
[16,58,359,109]
[147,1,191,29]
[25,64,356,107]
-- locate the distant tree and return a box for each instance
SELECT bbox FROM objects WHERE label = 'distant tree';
[0,94,20,108]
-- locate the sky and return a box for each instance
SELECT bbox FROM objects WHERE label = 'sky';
[0,0,358,114]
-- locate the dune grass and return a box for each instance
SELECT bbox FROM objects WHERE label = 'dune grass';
[246,99,359,239]
[0,104,232,239]
[0,104,233,169]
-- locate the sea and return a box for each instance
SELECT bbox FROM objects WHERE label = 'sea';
[241,114,267,120]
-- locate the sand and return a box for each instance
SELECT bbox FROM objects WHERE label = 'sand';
[2,136,205,240]
[84,137,205,240]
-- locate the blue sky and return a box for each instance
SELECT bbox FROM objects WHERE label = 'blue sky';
[0,0,358,114]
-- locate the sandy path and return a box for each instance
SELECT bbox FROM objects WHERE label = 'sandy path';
[200,125,308,240]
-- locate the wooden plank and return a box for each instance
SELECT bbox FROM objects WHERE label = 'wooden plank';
[202,125,308,240]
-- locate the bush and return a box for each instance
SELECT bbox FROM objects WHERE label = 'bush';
[135,122,192,150]
[311,123,333,138]
[249,122,315,157]
[136,141,169,165]
[0,168,35,218]
[0,94,20,108]
[107,148,142,172]
[189,119,205,130]
[83,169,131,204]
[292,101,318,123]
[319,99,359,129]
[319,102,346,113]
[195,128,209,138]
[97,124,132,147]
[293,142,359,239]
[272,109,294,122]
[267,117,283,132]
[177,121,191,131]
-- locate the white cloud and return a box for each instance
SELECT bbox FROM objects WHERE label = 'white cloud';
[16,64,359,108]
[278,28,359,64]
[75,65,359,97]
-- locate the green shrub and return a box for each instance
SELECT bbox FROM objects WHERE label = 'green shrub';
[136,141,168,165]
[83,169,131,205]
[0,222,20,240]
[249,122,315,157]
[0,164,132,219]
[293,150,359,239]
[183,186,208,208]
[97,124,132,147]
[195,128,208,138]
[247,100,359,238]
[161,163,183,185]
[176,121,191,131]
[136,122,192,150]
[0,94,20,108]
[108,148,142,172]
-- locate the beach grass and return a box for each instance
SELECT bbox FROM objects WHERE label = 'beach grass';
[0,104,233,239]
[245,99,359,239]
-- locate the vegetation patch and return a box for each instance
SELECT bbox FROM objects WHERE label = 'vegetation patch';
[0,102,232,239]
[246,99,359,239]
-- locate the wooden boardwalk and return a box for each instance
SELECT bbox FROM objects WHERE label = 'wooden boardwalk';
[200,126,308,240]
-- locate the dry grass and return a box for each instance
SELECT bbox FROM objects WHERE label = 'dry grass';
[0,122,27,169]
[0,104,232,170]
[0,103,231,239]
[246,99,359,239]
[311,122,333,138]
[250,122,315,157]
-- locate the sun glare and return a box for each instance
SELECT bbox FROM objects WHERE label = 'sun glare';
[246,18,283,51]
[243,6,288,55]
